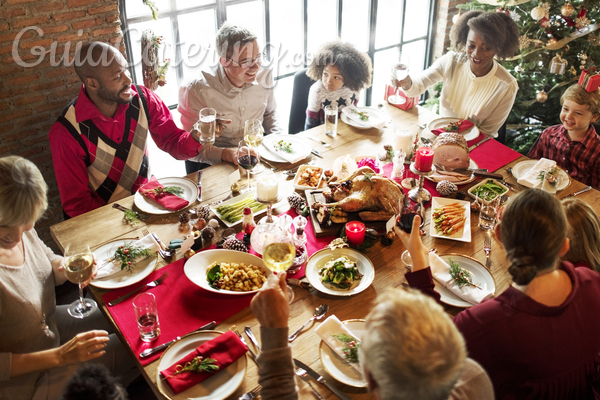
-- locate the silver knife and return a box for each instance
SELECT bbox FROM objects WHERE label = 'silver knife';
[468,136,492,152]
[311,149,324,159]
[197,170,203,202]
[293,359,352,400]
[139,321,216,358]
[244,326,261,352]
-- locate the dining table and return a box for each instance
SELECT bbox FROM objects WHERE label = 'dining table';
[50,102,600,400]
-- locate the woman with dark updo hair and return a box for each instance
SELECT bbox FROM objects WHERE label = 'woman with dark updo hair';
[396,189,600,399]
[395,10,520,137]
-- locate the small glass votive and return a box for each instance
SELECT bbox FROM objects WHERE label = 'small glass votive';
[133,292,160,342]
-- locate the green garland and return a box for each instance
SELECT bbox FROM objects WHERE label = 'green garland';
[448,258,480,289]
[113,241,153,272]
[332,334,360,364]
[171,356,219,376]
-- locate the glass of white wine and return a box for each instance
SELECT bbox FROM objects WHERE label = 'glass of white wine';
[389,54,410,105]
[64,244,97,319]
[244,119,265,174]
[262,227,296,304]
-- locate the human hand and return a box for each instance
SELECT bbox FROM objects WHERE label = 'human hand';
[390,74,412,91]
[251,272,289,328]
[393,215,429,271]
[81,255,98,289]
[221,148,239,165]
[216,117,232,137]
[56,330,109,366]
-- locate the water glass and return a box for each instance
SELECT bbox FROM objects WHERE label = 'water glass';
[478,195,501,231]
[198,107,217,145]
[133,292,160,342]
[324,105,338,137]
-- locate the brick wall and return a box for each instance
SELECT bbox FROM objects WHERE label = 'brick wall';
[0,0,122,251]
[432,0,469,60]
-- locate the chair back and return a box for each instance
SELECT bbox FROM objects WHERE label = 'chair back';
[288,68,316,134]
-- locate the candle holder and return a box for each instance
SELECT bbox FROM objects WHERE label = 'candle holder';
[255,194,283,224]
[408,163,434,203]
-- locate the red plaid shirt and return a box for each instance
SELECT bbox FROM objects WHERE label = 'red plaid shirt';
[528,124,600,188]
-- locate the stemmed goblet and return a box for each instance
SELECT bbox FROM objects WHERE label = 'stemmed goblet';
[389,55,410,105]
[244,119,265,174]
[237,140,260,192]
[64,244,97,319]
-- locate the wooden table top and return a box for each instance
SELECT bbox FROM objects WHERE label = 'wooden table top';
[50,104,600,400]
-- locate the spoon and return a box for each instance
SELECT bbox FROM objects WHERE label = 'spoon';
[288,304,329,342]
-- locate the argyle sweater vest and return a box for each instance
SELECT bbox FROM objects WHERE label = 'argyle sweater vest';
[56,85,150,204]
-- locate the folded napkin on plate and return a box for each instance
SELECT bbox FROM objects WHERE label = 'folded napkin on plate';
[431,119,474,135]
[160,330,247,395]
[315,315,362,373]
[139,178,189,211]
[341,105,372,128]
[516,158,556,190]
[96,234,159,279]
[429,253,494,305]
[264,135,305,164]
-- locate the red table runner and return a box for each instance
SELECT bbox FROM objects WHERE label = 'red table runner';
[102,260,253,365]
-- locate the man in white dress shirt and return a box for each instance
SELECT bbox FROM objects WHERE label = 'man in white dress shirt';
[178,23,282,172]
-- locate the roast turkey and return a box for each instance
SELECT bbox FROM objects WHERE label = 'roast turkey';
[312,166,404,223]
[432,132,469,169]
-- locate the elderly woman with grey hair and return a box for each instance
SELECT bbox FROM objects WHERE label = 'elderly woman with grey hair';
[395,10,520,137]
[0,156,136,400]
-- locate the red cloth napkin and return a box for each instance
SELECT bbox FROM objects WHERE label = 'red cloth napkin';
[430,120,474,135]
[139,178,189,211]
[159,330,247,395]
[102,260,253,365]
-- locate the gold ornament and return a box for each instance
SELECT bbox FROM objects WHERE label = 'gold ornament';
[576,16,591,29]
[561,2,575,17]
[531,6,545,21]
[570,66,578,75]
[589,33,600,46]
[184,249,195,260]
[548,37,557,45]
[550,53,568,75]
[536,90,548,103]
[519,35,532,50]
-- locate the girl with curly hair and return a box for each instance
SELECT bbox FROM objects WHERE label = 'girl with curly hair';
[395,10,520,137]
[305,40,372,130]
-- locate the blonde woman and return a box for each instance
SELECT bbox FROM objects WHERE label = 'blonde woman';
[0,156,136,400]
[562,197,600,272]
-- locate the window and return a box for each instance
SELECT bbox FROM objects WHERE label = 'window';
[120,0,435,176]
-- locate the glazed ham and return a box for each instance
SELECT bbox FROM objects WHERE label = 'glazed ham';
[432,132,469,169]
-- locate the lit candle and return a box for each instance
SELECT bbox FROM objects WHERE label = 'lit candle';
[257,176,279,202]
[414,147,434,172]
[345,221,366,247]
[394,130,413,157]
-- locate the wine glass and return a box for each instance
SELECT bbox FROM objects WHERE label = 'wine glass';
[396,199,424,234]
[237,140,259,192]
[262,223,296,304]
[64,244,97,319]
[389,55,410,105]
[244,119,265,174]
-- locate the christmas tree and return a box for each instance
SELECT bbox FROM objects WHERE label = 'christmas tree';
[454,0,600,154]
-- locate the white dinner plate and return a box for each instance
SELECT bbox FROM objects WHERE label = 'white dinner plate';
[134,177,198,215]
[340,107,386,130]
[435,254,495,308]
[427,159,479,186]
[427,117,480,142]
[184,249,272,295]
[319,319,367,387]
[430,197,471,243]
[91,240,158,289]
[156,330,247,400]
[511,160,571,191]
[259,134,311,163]
[305,248,375,297]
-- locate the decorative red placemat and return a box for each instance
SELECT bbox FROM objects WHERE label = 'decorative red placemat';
[469,138,522,173]
[102,260,253,365]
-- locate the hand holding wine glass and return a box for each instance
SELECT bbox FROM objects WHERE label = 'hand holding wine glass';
[389,56,411,105]
[64,244,98,319]
[262,229,296,304]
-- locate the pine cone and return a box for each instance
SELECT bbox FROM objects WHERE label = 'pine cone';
[288,193,304,210]
[223,237,248,252]
[454,191,467,200]
[179,212,191,224]
[196,205,211,220]
[436,180,458,197]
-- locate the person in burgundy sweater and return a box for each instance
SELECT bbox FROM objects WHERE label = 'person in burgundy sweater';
[49,42,204,218]
[396,189,600,399]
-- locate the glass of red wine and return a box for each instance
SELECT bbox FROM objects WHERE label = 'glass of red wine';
[397,199,424,234]
[237,140,259,192]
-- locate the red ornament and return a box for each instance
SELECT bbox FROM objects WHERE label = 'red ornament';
[496,7,510,15]
[577,6,587,18]
[539,17,551,28]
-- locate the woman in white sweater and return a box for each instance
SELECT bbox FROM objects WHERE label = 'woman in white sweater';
[397,10,520,137]
[0,156,136,400]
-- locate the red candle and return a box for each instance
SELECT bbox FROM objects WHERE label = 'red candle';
[345,221,366,247]
[414,147,434,172]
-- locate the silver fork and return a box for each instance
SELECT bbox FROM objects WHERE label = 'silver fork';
[483,234,492,269]
[108,271,169,306]
[238,385,261,400]
[295,367,324,399]
[141,229,175,259]
[230,325,258,364]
